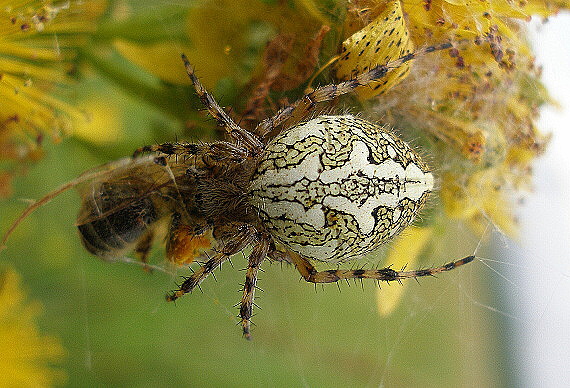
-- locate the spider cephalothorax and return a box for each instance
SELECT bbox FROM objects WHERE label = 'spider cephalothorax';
[4,43,474,339]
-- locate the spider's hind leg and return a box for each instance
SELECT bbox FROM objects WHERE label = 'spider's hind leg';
[288,251,474,284]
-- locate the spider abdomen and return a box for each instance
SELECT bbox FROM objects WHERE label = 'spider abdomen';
[249,115,434,262]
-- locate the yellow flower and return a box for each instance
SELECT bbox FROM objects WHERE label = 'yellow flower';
[333,1,415,98]
[329,1,564,240]
[0,268,66,387]
[373,0,558,236]
[0,0,107,197]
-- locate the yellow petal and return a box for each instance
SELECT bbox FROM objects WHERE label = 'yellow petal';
[333,0,414,99]
[114,39,193,85]
[72,97,122,144]
[376,226,433,316]
[0,269,66,386]
[0,0,107,196]
[440,170,519,238]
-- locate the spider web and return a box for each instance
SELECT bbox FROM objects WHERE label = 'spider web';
[2,3,569,387]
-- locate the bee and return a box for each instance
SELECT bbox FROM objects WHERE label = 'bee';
[75,156,188,264]
[2,44,474,339]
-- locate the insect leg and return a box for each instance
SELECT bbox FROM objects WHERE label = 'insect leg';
[181,54,264,154]
[256,42,454,138]
[134,229,155,271]
[288,251,474,284]
[239,237,270,340]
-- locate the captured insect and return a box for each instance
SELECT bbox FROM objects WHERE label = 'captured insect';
[2,42,474,340]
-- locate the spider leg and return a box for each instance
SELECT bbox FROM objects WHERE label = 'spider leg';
[239,237,270,340]
[267,249,293,264]
[166,228,254,301]
[256,42,454,138]
[181,54,264,153]
[133,141,248,165]
[288,251,474,284]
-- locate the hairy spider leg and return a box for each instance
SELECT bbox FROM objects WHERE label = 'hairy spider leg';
[133,141,249,165]
[166,227,254,301]
[181,54,264,153]
[288,251,474,284]
[239,237,270,340]
[256,42,454,138]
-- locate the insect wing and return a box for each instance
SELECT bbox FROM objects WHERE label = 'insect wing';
[1,156,170,249]
[75,156,183,226]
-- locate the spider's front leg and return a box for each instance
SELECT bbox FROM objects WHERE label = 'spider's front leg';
[132,141,248,165]
[239,237,270,340]
[288,251,474,284]
[181,54,263,154]
[256,42,455,138]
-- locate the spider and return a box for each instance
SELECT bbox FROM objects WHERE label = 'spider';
[2,42,474,340]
